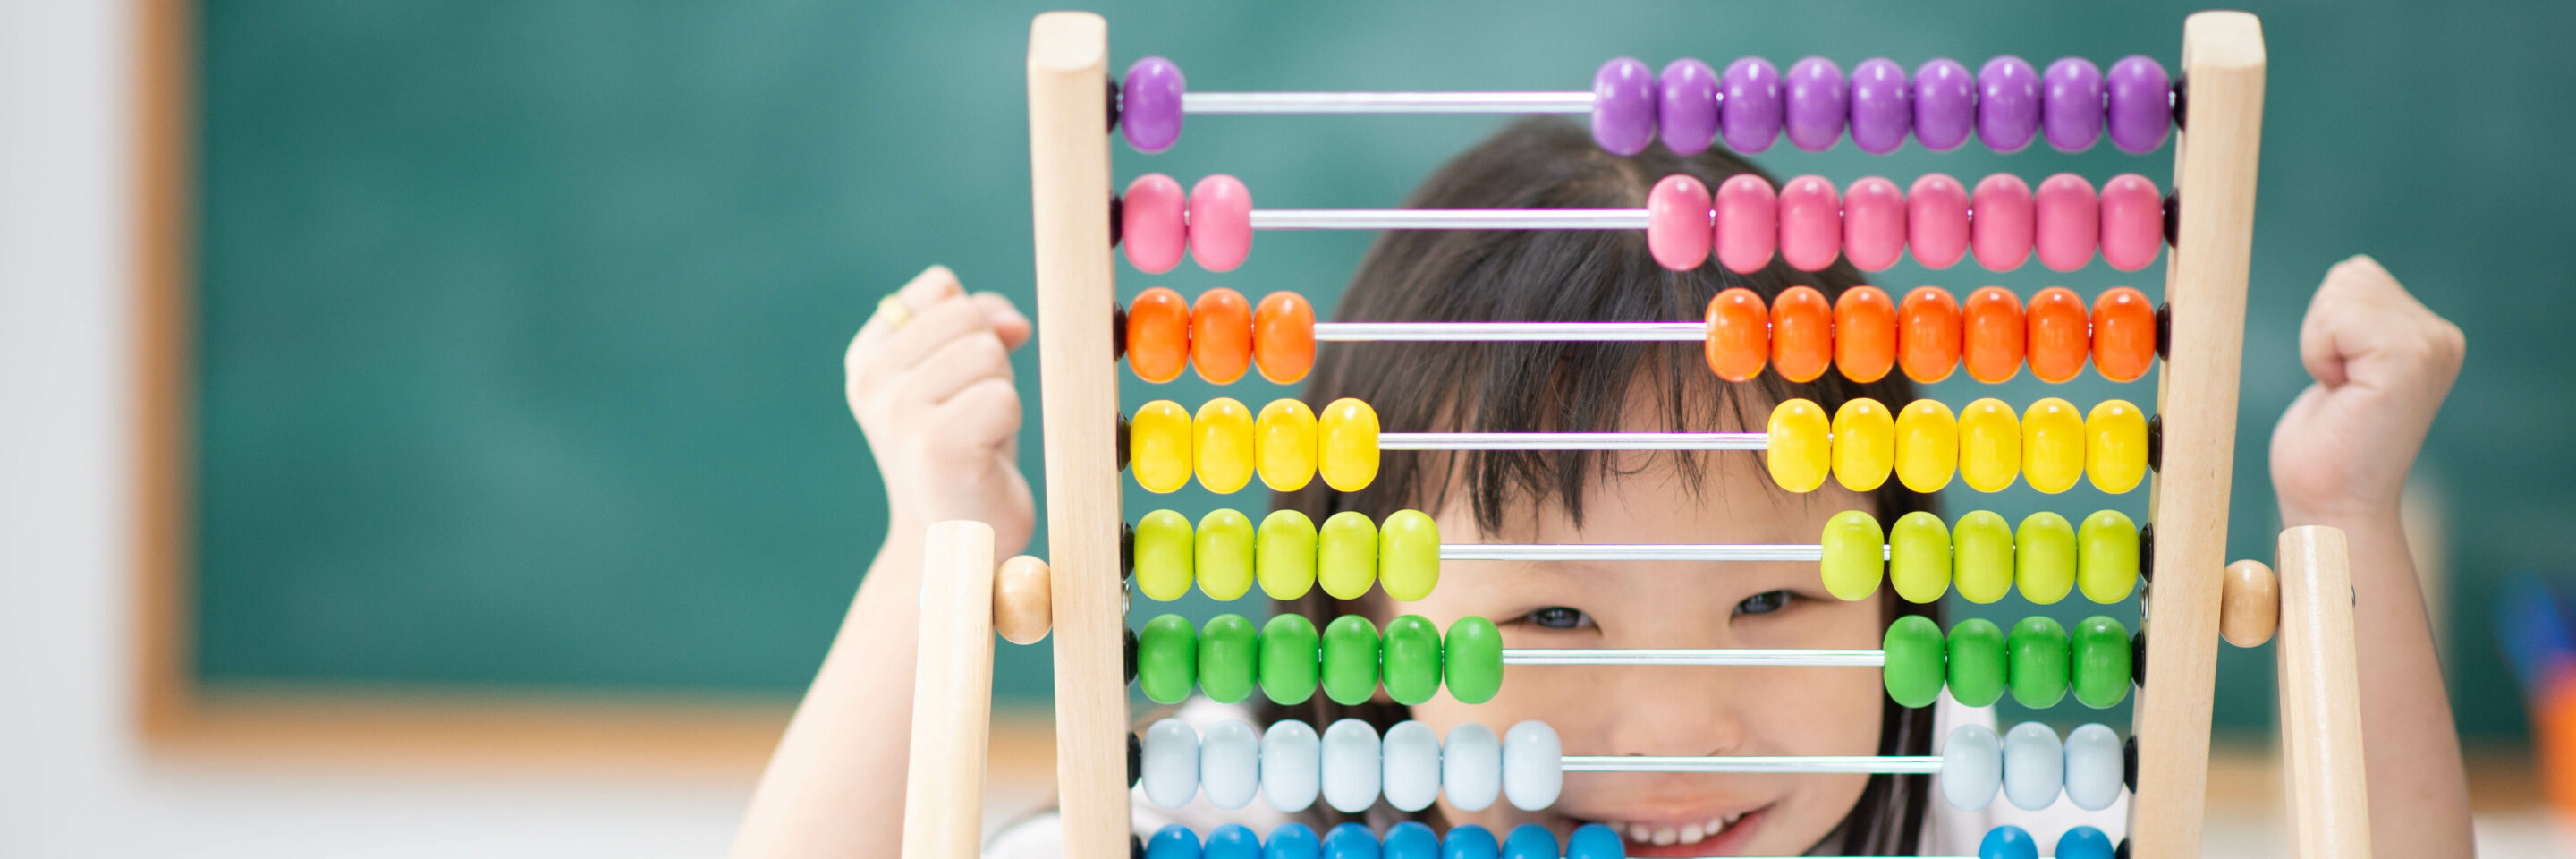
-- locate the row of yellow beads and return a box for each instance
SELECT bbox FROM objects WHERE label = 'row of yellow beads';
[1767,396,2149,494]
[1130,397,1382,494]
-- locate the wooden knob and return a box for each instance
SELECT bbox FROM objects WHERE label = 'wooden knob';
[994,555,1053,645]
[2219,558,2279,647]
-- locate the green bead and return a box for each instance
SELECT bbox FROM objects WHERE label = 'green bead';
[2007,616,2071,708]
[1257,510,1318,600]
[2071,615,2133,708]
[1258,614,1319,704]
[1443,616,1504,704]
[2014,512,2077,604]
[1196,509,1256,600]
[1888,511,1952,604]
[1319,615,1381,705]
[1132,510,1194,602]
[1881,615,1945,708]
[1377,509,1441,601]
[1818,510,1885,601]
[1197,614,1258,704]
[1944,618,2008,707]
[1135,614,1198,704]
[2077,510,2140,603]
[1952,510,2014,604]
[1318,511,1379,600]
[1380,615,1443,705]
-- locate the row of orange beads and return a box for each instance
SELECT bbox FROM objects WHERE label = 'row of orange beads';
[1703,285,2157,385]
[1124,287,1318,385]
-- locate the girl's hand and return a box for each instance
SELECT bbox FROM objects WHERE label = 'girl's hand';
[845,266,1037,556]
[2268,255,2465,524]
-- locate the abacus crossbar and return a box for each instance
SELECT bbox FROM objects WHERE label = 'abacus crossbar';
[1184,91,1594,114]
[1504,648,1884,667]
[1316,321,1709,342]
[1381,431,1767,450]
[1563,755,1942,775]
[1441,543,1837,562]
[1253,209,1646,230]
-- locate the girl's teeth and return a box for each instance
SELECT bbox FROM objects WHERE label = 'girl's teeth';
[1651,828,1680,846]
[1628,823,1653,843]
[1679,823,1706,844]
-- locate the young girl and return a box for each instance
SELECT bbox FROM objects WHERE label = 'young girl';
[732,118,2471,857]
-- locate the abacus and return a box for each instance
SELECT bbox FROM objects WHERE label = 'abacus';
[897,11,2371,859]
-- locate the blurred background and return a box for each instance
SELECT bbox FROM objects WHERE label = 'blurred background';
[3,0,2572,855]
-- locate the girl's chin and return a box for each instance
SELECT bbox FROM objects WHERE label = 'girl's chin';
[1567,804,1771,858]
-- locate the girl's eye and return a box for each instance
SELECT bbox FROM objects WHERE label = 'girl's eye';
[1735,590,1793,617]
[1525,606,1592,630]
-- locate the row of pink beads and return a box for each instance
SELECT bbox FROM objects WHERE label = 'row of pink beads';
[1123,174,1253,274]
[1646,172,2165,275]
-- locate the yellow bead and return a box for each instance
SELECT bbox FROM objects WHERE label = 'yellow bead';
[1317,397,1380,492]
[2020,397,2086,494]
[1130,399,1192,494]
[1192,398,1256,493]
[1256,398,1318,492]
[2085,399,2148,494]
[1956,397,2021,493]
[1766,398,1832,492]
[1831,398,1894,492]
[1894,399,1957,493]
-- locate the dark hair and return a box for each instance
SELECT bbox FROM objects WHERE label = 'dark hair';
[1256,117,1943,855]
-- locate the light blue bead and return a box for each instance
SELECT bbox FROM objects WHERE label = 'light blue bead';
[1381,720,1442,812]
[1978,824,2038,859]
[1143,718,1200,809]
[1439,824,1499,859]
[2062,723,2123,811]
[2001,721,2064,811]
[1940,723,2001,810]
[1201,719,1262,810]
[1499,824,1557,859]
[1439,722,1500,812]
[1261,720,1321,812]
[1320,719,1383,813]
[2054,826,2114,859]
[1323,823,1380,859]
[1500,720,1562,811]
[1564,823,1624,859]
[1266,823,1321,859]
[1148,825,1204,859]
[1382,822,1437,859]
[1206,824,1261,859]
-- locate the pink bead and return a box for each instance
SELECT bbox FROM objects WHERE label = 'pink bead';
[1777,175,1841,272]
[2033,174,2099,272]
[1188,174,1252,272]
[1714,174,1778,274]
[1841,176,1906,272]
[1122,174,1187,274]
[2098,173,2164,272]
[1906,173,1969,269]
[1970,173,2034,271]
[1646,174,1713,270]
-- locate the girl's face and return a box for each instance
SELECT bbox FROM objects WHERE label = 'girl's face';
[1399,401,1885,856]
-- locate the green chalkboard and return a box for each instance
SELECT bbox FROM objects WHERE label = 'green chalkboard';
[196,0,2575,736]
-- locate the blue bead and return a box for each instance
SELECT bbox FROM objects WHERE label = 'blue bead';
[1500,824,1557,859]
[1564,823,1624,859]
[1324,823,1381,859]
[1383,822,1438,859]
[1979,825,2039,859]
[1440,824,1500,859]
[2054,826,2114,859]
[1266,823,1322,859]
[1207,824,1262,859]
[1149,825,1205,859]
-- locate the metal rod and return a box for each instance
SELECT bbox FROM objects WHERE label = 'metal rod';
[1183,91,1595,114]
[1313,321,1709,342]
[1504,648,1884,667]
[1380,431,1767,451]
[1561,755,1945,775]
[1250,209,1648,230]
[1440,544,1832,562]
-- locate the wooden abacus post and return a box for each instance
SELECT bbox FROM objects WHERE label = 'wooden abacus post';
[1026,12,1130,859]
[902,520,1000,859]
[2275,526,2373,859]
[2131,11,2266,859]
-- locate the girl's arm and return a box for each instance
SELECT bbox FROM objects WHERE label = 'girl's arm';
[731,266,1035,859]
[2267,255,2471,857]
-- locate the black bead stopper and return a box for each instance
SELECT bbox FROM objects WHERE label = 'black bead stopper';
[2163,188,2181,249]
[1111,305,1128,362]
[2115,840,2131,859]
[2155,302,2172,360]
[2171,72,2189,131]
[1123,626,1138,684]
[2124,735,2140,792]
[1126,731,1141,786]
[1131,834,1146,859]
[2139,523,2157,583]
[2146,413,2163,472]
[1119,519,1135,575]
[1114,412,1131,472]
[1106,76,1122,132]
[2131,626,2148,686]
[1108,195,1123,249]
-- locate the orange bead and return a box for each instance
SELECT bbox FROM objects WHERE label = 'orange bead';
[2091,286,2157,382]
[1252,291,1317,384]
[1126,286,1191,383]
[1771,286,1834,383]
[1961,286,2026,384]
[1703,287,1770,382]
[2025,286,2090,383]
[1191,288,1253,384]
[1896,286,1962,384]
[1833,285,1897,384]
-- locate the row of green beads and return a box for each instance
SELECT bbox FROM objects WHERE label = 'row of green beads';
[1879,615,2134,709]
[1132,613,1504,707]
[1131,508,1441,603]
[1820,509,2141,605]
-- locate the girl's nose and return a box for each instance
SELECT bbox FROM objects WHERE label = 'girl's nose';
[1597,664,1748,756]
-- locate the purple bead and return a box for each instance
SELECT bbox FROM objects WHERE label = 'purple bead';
[1911,58,1974,152]
[1121,56,1184,154]
[2042,57,2105,152]
[1658,58,1719,155]
[1977,55,2040,152]
[1591,57,1657,156]
[1784,56,1847,152]
[2106,55,2173,154]
[1720,56,1783,153]
[1847,57,1911,154]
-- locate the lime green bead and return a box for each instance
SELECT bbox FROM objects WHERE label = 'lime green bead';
[2014,512,2077,604]
[2071,616,2133,709]
[1320,615,1381,706]
[1881,615,1945,708]
[2008,616,2070,709]
[1819,510,1885,601]
[1377,509,1441,601]
[1889,511,1953,603]
[1132,509,1194,602]
[1257,510,1318,600]
[1443,616,1503,704]
[1944,618,2007,708]
[1196,509,1256,600]
[1380,615,1443,706]
[2078,510,2140,603]
[1952,510,2015,604]
[1197,614,1258,704]
[1136,614,1197,704]
[1258,614,1319,705]
[1318,511,1378,600]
